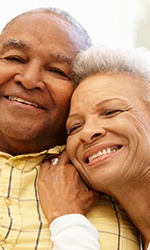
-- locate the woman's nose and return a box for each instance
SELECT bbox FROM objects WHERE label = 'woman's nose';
[80,123,106,144]
[14,63,45,90]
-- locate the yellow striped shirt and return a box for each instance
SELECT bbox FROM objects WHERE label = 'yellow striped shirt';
[0,146,140,249]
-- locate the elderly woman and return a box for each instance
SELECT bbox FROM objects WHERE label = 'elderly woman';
[66,46,150,250]
[39,46,145,250]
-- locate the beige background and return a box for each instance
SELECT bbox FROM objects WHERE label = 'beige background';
[0,0,149,49]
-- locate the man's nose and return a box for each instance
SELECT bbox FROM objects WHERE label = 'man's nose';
[14,63,45,90]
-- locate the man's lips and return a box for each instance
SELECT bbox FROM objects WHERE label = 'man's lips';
[6,96,43,109]
[84,145,122,163]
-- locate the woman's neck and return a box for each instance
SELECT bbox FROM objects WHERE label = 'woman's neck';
[112,179,150,242]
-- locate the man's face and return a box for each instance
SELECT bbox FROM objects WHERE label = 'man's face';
[66,74,150,194]
[0,12,82,154]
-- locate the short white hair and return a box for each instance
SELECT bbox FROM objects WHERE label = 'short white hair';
[72,45,150,102]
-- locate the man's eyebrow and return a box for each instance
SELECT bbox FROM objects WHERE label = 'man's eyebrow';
[49,52,74,64]
[2,38,31,50]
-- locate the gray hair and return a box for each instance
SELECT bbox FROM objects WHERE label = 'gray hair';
[72,45,150,102]
[1,7,92,50]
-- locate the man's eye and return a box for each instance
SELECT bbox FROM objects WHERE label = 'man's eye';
[5,56,25,63]
[47,68,71,79]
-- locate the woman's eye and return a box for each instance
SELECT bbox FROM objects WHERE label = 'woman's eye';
[104,109,122,117]
[67,124,82,136]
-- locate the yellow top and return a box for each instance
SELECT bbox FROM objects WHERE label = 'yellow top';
[0,146,140,249]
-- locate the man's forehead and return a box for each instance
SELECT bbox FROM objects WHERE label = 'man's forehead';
[13,11,69,26]
[1,11,67,34]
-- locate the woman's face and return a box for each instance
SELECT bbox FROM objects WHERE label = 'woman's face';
[66,74,150,194]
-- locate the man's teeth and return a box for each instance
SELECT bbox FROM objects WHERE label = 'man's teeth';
[88,146,119,163]
[8,96,42,108]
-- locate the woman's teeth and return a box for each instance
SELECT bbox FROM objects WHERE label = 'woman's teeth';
[88,146,120,163]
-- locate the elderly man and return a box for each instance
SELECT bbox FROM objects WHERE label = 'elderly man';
[0,7,139,249]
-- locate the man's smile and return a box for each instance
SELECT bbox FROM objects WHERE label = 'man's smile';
[6,96,43,109]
